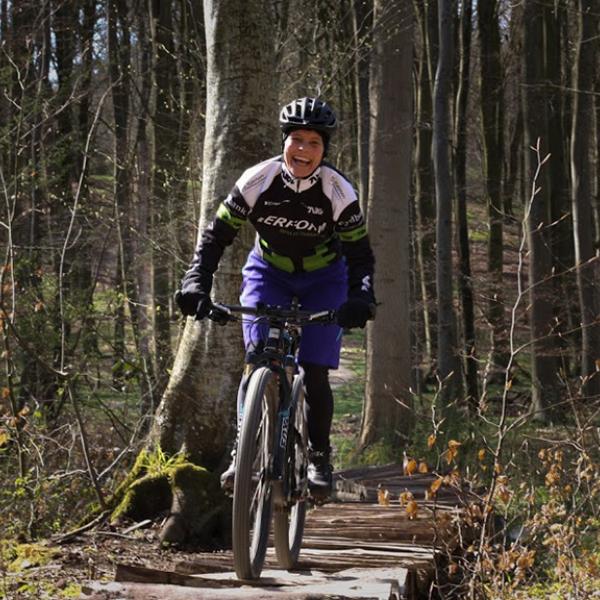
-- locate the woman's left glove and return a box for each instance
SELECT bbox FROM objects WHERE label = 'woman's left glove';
[337,298,376,329]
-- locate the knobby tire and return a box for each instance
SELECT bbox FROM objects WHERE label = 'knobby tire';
[273,374,308,569]
[232,367,276,580]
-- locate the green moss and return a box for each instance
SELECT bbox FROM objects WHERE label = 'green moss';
[110,473,171,523]
[8,543,59,572]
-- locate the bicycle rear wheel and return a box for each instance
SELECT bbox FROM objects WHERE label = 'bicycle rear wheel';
[273,374,308,569]
[232,366,277,580]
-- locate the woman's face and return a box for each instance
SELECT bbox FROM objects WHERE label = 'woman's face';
[283,129,325,179]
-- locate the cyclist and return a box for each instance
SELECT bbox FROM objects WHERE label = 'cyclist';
[176,97,376,499]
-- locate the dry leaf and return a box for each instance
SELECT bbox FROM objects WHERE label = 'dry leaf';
[0,429,9,447]
[406,500,419,520]
[1,388,9,400]
[448,562,459,576]
[478,449,486,461]
[404,458,417,476]
[377,487,390,506]
[399,490,414,506]
[427,434,436,449]
[448,439,462,450]
[430,477,443,496]
[418,461,428,474]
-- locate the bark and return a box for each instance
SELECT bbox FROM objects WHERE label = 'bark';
[149,0,278,543]
[523,1,560,421]
[570,0,600,397]
[454,0,478,407]
[351,0,372,215]
[151,0,178,391]
[135,9,159,416]
[478,0,507,373]
[360,1,413,449]
[413,0,437,369]
[433,0,460,410]
[108,0,132,387]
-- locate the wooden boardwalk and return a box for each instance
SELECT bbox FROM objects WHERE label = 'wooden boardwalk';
[88,464,478,600]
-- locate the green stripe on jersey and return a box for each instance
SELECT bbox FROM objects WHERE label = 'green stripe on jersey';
[339,225,367,242]
[217,203,246,229]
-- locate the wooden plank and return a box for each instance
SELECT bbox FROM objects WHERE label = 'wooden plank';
[115,564,240,589]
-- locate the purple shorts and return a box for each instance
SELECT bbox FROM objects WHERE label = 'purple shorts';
[239,251,347,369]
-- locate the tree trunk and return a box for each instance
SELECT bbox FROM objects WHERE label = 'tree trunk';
[433,0,460,411]
[413,0,437,372]
[523,1,560,421]
[478,0,507,374]
[454,0,478,408]
[570,0,600,397]
[151,0,178,391]
[148,0,278,544]
[359,2,414,449]
[351,0,372,215]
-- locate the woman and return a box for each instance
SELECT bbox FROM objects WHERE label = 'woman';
[176,97,376,498]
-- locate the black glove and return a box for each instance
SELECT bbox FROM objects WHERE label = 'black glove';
[175,290,212,320]
[337,298,375,329]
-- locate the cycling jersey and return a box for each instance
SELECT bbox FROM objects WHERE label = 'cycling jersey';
[182,155,375,303]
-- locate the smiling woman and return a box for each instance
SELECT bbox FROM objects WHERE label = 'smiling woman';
[284,129,325,179]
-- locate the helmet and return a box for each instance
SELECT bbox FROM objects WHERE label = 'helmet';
[279,97,337,140]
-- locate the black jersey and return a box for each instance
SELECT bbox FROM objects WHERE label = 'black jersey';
[182,156,375,302]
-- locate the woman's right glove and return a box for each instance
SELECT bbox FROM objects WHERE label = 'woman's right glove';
[337,298,376,329]
[175,290,212,320]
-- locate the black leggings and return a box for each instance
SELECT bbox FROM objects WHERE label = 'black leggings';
[300,362,333,452]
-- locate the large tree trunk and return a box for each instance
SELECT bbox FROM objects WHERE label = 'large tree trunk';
[454,0,478,408]
[151,0,178,391]
[478,0,507,375]
[523,0,560,421]
[147,0,278,544]
[570,0,600,397]
[413,0,437,372]
[359,2,413,449]
[433,0,460,410]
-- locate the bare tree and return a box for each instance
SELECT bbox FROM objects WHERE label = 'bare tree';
[433,0,460,410]
[360,2,414,448]
[454,0,478,407]
[570,0,600,397]
[147,0,279,544]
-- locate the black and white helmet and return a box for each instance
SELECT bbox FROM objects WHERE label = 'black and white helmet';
[279,97,337,141]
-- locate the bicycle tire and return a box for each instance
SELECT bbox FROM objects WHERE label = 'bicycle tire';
[273,374,308,569]
[232,366,276,580]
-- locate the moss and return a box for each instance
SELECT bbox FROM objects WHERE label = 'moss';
[110,473,172,524]
[8,543,59,572]
[160,463,226,546]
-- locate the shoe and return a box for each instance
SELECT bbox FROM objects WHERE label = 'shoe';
[220,450,236,493]
[307,448,333,499]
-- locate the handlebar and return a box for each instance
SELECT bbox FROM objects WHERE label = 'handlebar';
[208,302,337,326]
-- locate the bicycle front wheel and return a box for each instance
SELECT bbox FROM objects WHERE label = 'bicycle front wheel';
[273,373,308,569]
[232,366,277,580]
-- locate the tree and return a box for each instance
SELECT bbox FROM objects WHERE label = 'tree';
[432,0,460,409]
[522,0,560,420]
[413,0,438,370]
[454,0,478,407]
[570,0,600,397]
[478,0,507,374]
[359,2,413,449]
[145,0,279,544]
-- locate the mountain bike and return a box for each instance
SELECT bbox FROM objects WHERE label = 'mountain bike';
[208,300,336,580]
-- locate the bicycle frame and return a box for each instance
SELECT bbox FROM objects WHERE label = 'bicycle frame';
[244,318,303,508]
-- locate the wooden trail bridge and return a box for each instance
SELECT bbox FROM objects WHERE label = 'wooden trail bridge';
[85,464,481,600]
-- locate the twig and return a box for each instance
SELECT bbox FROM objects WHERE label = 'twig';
[52,510,110,545]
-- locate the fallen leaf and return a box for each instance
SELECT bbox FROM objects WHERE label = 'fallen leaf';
[406,500,419,519]
[377,487,390,506]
